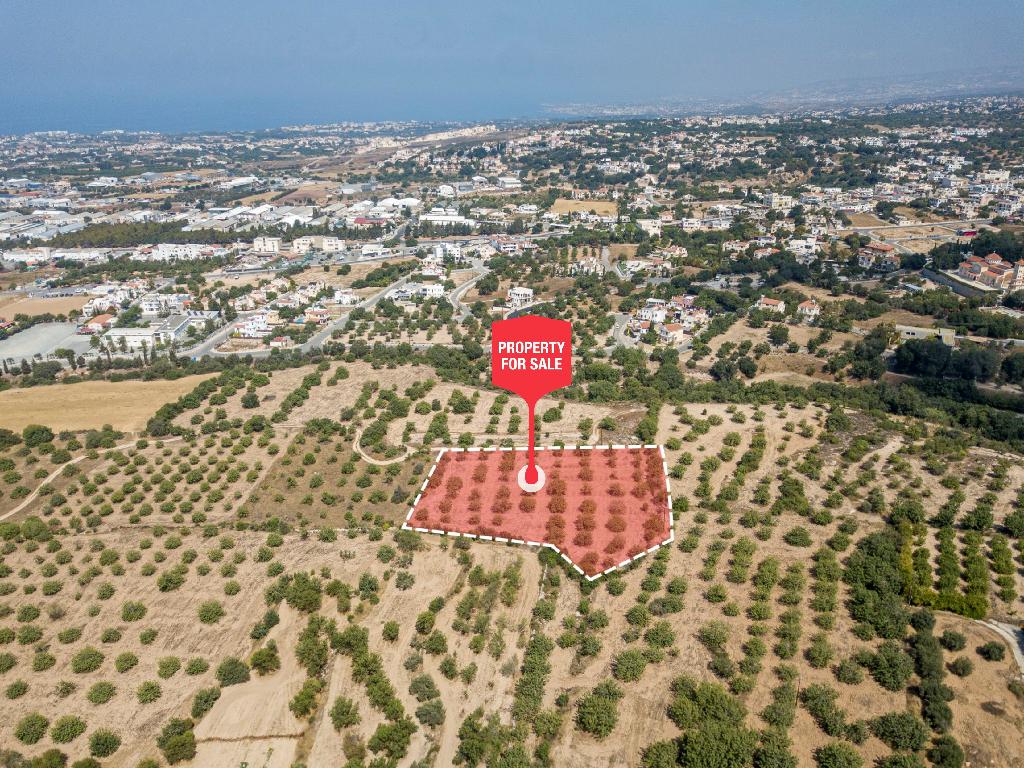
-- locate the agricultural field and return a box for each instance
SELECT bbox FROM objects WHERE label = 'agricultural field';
[0,361,1021,768]
[0,375,217,433]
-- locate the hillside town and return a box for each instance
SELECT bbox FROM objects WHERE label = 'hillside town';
[3,97,1024,373]
[5,2,1024,767]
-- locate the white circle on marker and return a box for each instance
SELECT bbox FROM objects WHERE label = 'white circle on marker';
[517,464,546,493]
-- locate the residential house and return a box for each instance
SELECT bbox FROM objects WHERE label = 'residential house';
[796,300,821,322]
[507,286,534,308]
[858,242,900,271]
[755,297,786,315]
[80,314,115,334]
[896,325,955,347]
[331,288,358,306]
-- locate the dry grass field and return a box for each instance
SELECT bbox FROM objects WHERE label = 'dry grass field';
[0,362,1022,768]
[846,213,889,228]
[0,294,90,318]
[0,375,216,432]
[550,198,618,217]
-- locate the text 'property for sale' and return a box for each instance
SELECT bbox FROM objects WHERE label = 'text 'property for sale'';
[496,341,567,370]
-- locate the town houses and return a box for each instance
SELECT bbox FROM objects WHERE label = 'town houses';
[956,252,1024,293]
[390,282,446,301]
[626,295,710,344]
[858,242,901,272]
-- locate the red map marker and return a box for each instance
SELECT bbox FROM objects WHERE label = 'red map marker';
[491,315,573,491]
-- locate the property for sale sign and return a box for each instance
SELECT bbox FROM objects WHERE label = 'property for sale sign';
[491,315,573,489]
[491,316,572,401]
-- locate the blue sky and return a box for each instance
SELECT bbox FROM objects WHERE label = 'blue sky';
[1,0,1022,133]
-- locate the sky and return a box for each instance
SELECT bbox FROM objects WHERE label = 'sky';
[2,0,1023,134]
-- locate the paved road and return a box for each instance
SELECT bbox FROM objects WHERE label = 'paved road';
[195,275,415,360]
[450,257,490,321]
[611,312,637,347]
[180,317,244,358]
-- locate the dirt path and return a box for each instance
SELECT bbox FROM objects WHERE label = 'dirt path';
[351,425,412,466]
[978,620,1024,678]
[0,436,182,522]
[193,604,307,766]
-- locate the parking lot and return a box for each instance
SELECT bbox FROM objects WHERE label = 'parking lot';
[0,322,92,363]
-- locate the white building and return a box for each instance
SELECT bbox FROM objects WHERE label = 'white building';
[142,243,216,262]
[786,237,819,258]
[360,243,388,258]
[420,207,475,227]
[433,242,464,262]
[763,192,794,210]
[138,292,192,316]
[253,236,282,254]
[392,282,446,301]
[637,306,667,323]
[292,235,344,255]
[102,315,201,351]
[797,300,821,322]
[237,313,273,339]
[507,286,534,308]
[331,288,358,306]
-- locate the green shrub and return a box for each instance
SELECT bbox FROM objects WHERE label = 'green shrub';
[948,656,973,677]
[289,677,323,719]
[216,657,250,686]
[814,742,862,768]
[157,718,197,764]
[870,712,929,751]
[158,657,181,679]
[87,681,116,704]
[869,641,913,691]
[927,735,965,768]
[115,652,138,673]
[197,601,225,624]
[89,728,121,758]
[121,601,146,622]
[250,641,281,676]
[191,687,221,720]
[71,647,104,674]
[330,696,360,730]
[15,712,49,744]
[50,715,87,744]
[939,630,966,652]
[576,680,622,739]
[137,681,162,704]
[977,642,1005,661]
[612,649,647,682]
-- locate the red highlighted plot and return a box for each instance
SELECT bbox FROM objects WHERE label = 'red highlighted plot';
[403,446,673,578]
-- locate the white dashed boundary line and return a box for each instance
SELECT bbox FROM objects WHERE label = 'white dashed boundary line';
[402,444,674,581]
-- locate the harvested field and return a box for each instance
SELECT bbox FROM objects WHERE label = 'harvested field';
[846,212,888,227]
[0,374,216,432]
[550,198,618,216]
[0,294,90,317]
